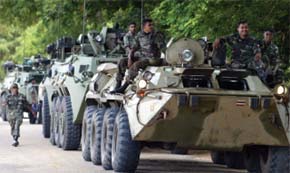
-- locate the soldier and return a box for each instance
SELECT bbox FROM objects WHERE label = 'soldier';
[110,22,137,91]
[6,83,31,147]
[213,20,262,69]
[260,29,282,86]
[111,19,165,93]
[123,22,137,55]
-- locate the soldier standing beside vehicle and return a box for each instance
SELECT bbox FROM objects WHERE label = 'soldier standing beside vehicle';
[6,83,32,147]
[213,20,262,69]
[259,29,282,86]
[111,19,165,93]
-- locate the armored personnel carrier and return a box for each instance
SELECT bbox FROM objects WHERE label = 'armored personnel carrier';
[83,38,289,173]
[39,27,125,154]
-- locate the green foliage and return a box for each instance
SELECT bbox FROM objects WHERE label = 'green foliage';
[0,0,289,81]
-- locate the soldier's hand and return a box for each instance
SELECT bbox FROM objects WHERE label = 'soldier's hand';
[255,53,262,61]
[213,39,220,49]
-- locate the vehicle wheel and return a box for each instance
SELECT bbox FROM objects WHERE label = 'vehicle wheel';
[259,146,290,173]
[37,102,42,124]
[243,146,261,173]
[171,147,188,155]
[29,112,37,124]
[1,93,8,121]
[101,107,119,170]
[58,96,81,150]
[81,105,98,161]
[1,105,7,121]
[42,95,50,138]
[224,151,246,169]
[50,97,60,145]
[211,151,225,165]
[90,107,106,165]
[112,109,141,172]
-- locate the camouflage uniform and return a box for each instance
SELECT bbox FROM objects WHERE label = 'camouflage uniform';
[116,31,137,82]
[6,93,28,138]
[222,34,261,68]
[260,40,282,87]
[117,31,165,82]
[123,31,137,55]
[260,40,279,69]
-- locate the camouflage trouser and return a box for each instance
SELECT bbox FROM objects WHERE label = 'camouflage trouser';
[117,57,162,82]
[8,114,23,138]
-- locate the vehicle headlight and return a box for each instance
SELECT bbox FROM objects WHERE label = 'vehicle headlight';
[182,49,193,62]
[274,85,289,100]
[95,35,102,42]
[277,85,285,95]
[143,71,154,81]
[138,79,147,89]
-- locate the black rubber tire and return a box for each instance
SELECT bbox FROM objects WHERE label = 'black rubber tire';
[37,102,42,124]
[29,112,37,124]
[211,151,225,165]
[50,97,58,146]
[59,96,81,150]
[81,105,98,161]
[112,109,141,172]
[225,151,246,169]
[90,107,106,165]
[171,147,188,155]
[1,93,8,121]
[259,146,290,173]
[1,105,7,121]
[243,146,261,173]
[42,95,50,138]
[101,107,119,170]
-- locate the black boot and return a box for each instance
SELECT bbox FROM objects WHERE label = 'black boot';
[110,82,130,94]
[114,80,122,90]
[12,136,19,147]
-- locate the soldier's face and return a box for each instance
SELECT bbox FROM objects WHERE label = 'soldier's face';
[11,88,18,95]
[237,23,249,38]
[129,24,136,33]
[143,22,154,33]
[264,32,273,42]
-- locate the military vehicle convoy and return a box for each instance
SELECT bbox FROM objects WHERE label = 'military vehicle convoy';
[82,37,289,173]
[39,27,125,153]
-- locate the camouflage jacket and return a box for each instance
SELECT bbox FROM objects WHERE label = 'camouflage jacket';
[259,40,279,68]
[133,30,166,59]
[222,34,261,65]
[123,31,137,54]
[6,93,28,117]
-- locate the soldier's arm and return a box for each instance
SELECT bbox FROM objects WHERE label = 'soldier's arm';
[213,34,232,49]
[123,35,130,49]
[253,40,262,61]
[155,32,166,52]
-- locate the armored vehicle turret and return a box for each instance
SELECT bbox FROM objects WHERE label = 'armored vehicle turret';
[83,38,290,173]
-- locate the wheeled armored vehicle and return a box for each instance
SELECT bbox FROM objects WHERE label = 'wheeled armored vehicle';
[83,38,289,173]
[39,27,125,153]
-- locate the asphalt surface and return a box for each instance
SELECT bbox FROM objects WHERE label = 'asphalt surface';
[0,119,246,173]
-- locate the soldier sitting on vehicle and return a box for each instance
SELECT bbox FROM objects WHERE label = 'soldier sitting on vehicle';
[259,29,283,88]
[213,20,262,72]
[111,19,166,94]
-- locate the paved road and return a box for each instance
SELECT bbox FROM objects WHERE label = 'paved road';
[0,120,246,173]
